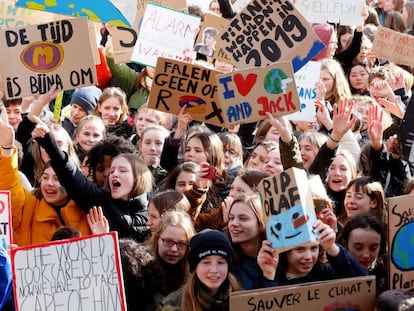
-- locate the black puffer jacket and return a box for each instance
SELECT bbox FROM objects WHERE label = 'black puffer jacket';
[37,132,150,242]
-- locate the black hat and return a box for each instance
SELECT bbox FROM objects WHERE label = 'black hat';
[188,229,233,272]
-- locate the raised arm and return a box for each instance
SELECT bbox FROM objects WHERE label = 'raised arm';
[31,117,104,212]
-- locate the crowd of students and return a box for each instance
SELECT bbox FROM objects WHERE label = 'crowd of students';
[1,0,414,310]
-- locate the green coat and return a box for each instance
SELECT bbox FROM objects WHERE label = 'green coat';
[107,56,149,110]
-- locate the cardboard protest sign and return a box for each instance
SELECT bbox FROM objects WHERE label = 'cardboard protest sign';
[0,191,12,247]
[373,26,414,67]
[15,0,135,27]
[131,3,200,68]
[12,232,126,311]
[294,0,364,26]
[194,13,232,62]
[388,194,414,290]
[148,57,225,127]
[230,276,376,311]
[286,61,321,122]
[215,0,323,72]
[257,167,316,253]
[216,62,299,127]
[0,18,97,99]
[109,0,187,64]
[0,0,63,29]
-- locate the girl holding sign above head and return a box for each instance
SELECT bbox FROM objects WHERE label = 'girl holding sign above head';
[257,218,367,288]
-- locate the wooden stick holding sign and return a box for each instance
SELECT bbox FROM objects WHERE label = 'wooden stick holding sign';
[216,61,300,127]
[0,18,97,99]
[11,232,126,311]
[215,0,324,72]
[148,57,225,127]
[257,167,317,254]
[388,194,414,290]
[230,276,376,311]
[0,191,12,248]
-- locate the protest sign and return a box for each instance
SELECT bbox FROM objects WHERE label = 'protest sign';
[216,62,299,127]
[109,0,187,64]
[131,3,200,68]
[0,0,62,29]
[294,0,364,26]
[388,194,414,290]
[0,18,97,99]
[12,232,126,311]
[286,61,320,122]
[148,57,225,127]
[373,26,414,67]
[257,167,316,253]
[215,0,323,72]
[230,276,376,311]
[0,191,11,247]
[15,0,135,27]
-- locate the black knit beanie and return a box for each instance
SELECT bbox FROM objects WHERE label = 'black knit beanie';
[188,229,233,272]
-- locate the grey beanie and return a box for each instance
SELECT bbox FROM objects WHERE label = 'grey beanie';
[70,86,102,114]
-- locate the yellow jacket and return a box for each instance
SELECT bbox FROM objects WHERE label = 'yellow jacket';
[0,148,91,246]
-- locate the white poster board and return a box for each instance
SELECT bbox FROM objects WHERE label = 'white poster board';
[131,3,201,67]
[0,191,11,247]
[294,0,364,26]
[12,232,126,311]
[287,61,321,121]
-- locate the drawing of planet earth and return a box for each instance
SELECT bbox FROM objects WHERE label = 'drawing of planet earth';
[264,68,288,94]
[392,222,414,271]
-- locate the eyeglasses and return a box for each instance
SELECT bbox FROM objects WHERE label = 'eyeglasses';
[159,238,189,250]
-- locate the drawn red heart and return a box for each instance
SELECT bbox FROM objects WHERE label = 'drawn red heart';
[233,73,257,96]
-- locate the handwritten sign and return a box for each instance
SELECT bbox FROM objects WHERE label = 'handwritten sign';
[373,26,414,67]
[388,194,414,290]
[12,232,126,311]
[131,3,200,68]
[287,61,320,122]
[215,0,323,71]
[216,62,299,127]
[230,276,376,311]
[257,167,316,253]
[0,191,11,247]
[0,18,97,99]
[109,0,187,64]
[15,0,135,27]
[148,57,225,127]
[294,0,364,26]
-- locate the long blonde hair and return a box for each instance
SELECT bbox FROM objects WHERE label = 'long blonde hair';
[181,271,241,311]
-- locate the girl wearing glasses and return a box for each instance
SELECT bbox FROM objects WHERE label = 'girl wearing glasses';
[151,210,195,299]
